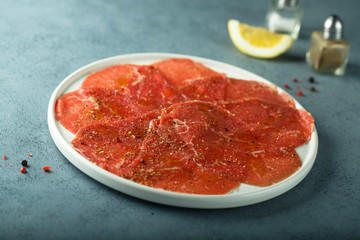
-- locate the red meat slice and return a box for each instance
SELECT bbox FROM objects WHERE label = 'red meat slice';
[179,76,229,102]
[225,78,295,107]
[55,88,150,134]
[82,64,184,104]
[224,99,314,148]
[56,65,185,134]
[71,110,161,177]
[241,144,302,186]
[82,64,150,90]
[152,58,226,88]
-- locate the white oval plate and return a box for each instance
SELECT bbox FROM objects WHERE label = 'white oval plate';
[48,53,318,209]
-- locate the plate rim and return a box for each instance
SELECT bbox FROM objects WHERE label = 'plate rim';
[48,52,318,209]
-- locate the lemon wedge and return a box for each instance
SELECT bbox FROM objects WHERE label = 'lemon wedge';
[228,19,294,59]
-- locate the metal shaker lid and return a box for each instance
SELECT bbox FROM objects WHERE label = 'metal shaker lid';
[277,0,300,7]
[323,15,344,40]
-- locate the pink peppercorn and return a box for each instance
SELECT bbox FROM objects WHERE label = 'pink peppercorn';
[296,91,304,97]
[43,166,51,172]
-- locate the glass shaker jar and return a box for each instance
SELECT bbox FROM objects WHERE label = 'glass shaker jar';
[306,15,350,75]
[265,0,303,39]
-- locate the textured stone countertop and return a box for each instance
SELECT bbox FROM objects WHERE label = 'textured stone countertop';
[1,0,359,239]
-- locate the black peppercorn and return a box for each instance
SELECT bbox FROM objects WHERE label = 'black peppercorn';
[21,160,28,167]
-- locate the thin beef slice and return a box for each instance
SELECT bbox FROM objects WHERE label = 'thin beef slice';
[152,58,226,88]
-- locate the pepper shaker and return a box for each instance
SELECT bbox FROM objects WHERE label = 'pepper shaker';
[306,15,350,75]
[265,0,303,39]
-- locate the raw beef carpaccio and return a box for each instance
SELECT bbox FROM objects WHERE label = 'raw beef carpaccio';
[56,58,314,194]
[56,65,185,134]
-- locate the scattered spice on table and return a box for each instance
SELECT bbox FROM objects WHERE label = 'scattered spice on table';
[285,76,318,96]
[2,152,53,174]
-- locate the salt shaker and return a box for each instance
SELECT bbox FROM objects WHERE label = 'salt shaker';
[306,15,350,75]
[265,0,303,39]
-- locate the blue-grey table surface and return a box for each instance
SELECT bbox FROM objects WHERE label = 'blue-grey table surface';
[1,0,359,239]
